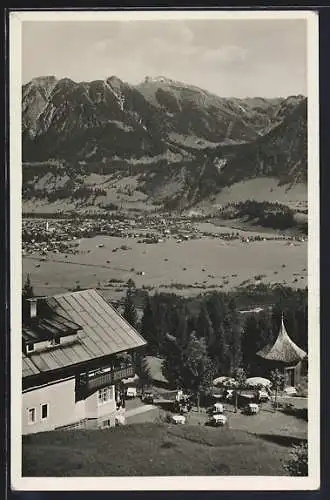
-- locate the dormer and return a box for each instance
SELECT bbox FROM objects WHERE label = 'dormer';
[22,297,82,355]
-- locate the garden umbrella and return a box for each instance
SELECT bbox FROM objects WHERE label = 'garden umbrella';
[246,377,272,388]
[213,376,235,387]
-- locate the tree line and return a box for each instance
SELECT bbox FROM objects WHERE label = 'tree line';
[22,275,307,399]
[121,284,307,393]
[220,200,298,231]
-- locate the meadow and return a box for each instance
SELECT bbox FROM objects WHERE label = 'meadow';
[23,230,307,299]
[22,422,304,477]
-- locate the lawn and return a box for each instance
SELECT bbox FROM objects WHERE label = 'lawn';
[22,422,300,477]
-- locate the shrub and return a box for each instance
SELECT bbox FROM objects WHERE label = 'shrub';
[284,442,308,476]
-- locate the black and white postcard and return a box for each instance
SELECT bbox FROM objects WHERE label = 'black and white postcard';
[9,9,320,491]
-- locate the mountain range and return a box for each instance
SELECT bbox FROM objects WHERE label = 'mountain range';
[22,75,307,213]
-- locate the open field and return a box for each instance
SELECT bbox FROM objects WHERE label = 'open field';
[23,231,307,299]
[22,420,305,477]
[195,178,307,212]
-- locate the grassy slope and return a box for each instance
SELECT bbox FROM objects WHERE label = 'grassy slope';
[22,174,307,216]
[22,423,292,477]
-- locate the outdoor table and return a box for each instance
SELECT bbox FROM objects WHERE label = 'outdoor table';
[171,414,186,424]
[211,414,227,426]
[283,386,297,396]
[214,403,224,413]
[247,403,259,414]
[258,389,270,402]
[126,387,137,398]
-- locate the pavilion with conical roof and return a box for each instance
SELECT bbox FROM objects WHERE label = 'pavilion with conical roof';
[256,314,307,387]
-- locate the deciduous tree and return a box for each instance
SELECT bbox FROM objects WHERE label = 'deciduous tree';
[181,333,216,410]
[270,368,285,410]
[232,367,247,413]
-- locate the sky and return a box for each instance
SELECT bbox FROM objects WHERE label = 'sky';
[22,19,307,98]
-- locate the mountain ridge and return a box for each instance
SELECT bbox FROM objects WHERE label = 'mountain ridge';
[22,75,307,213]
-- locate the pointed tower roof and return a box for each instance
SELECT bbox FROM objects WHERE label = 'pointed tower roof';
[257,314,307,364]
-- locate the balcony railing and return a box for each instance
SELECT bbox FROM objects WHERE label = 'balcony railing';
[76,364,135,393]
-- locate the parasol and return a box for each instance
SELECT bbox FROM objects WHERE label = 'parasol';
[246,377,272,388]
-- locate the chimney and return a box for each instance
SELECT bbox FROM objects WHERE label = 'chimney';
[30,298,37,318]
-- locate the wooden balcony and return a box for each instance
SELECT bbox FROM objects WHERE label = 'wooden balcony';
[76,364,135,394]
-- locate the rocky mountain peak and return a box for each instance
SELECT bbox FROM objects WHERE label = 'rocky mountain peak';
[106,75,126,90]
[22,74,307,211]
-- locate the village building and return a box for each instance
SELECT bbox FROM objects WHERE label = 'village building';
[256,315,307,387]
[22,289,147,434]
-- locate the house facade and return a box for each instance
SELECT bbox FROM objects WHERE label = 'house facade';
[22,289,147,435]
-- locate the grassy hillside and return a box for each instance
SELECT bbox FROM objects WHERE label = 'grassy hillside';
[22,422,295,476]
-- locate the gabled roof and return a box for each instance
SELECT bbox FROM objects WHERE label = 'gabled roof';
[22,289,147,378]
[257,316,306,365]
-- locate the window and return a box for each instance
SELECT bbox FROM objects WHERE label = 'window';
[98,386,114,404]
[26,343,34,353]
[41,403,49,420]
[49,337,61,347]
[28,407,36,424]
[102,419,111,428]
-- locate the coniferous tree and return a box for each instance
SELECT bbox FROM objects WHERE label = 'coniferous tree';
[226,298,242,372]
[173,306,190,348]
[126,278,136,291]
[140,294,158,355]
[257,310,273,350]
[123,289,138,330]
[283,308,299,345]
[162,333,185,389]
[242,310,273,375]
[22,274,34,299]
[296,302,308,352]
[271,302,283,338]
[211,322,229,373]
[152,293,174,354]
[242,314,259,373]
[206,293,226,332]
[187,315,197,337]
[22,274,34,319]
[134,353,151,396]
[196,303,215,347]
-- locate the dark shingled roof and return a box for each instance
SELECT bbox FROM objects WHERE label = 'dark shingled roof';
[23,311,81,342]
[257,317,307,365]
[22,289,147,378]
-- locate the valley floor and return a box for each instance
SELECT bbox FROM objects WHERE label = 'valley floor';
[23,231,307,300]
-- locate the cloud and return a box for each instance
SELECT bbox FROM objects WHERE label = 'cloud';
[22,19,306,97]
[202,45,249,64]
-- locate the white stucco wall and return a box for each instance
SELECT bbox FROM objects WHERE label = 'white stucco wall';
[22,377,116,435]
